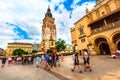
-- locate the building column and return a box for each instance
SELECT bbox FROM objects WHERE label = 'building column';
[90,44,98,55]
[109,42,116,54]
[103,19,107,27]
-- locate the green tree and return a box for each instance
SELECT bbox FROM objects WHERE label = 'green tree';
[32,50,39,54]
[56,39,66,53]
[47,49,53,53]
[13,48,25,56]
[24,51,28,55]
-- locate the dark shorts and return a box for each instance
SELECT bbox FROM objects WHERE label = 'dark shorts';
[74,62,79,65]
[2,61,6,64]
[84,61,90,65]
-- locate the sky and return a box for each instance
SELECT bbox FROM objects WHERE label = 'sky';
[0,0,96,50]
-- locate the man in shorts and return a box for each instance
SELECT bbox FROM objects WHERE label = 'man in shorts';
[45,54,50,70]
[1,56,6,68]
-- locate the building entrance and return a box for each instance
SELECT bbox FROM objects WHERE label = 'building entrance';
[117,41,120,50]
[99,43,110,55]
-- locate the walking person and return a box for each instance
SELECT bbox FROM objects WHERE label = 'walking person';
[60,54,64,62]
[28,56,31,64]
[72,52,75,63]
[71,52,82,73]
[1,56,6,68]
[17,56,22,64]
[83,50,92,72]
[31,55,34,64]
[40,54,45,64]
[83,55,92,72]
[44,53,50,70]
[52,53,56,67]
[49,54,53,68]
[35,55,40,68]
[55,54,60,66]
[8,57,12,66]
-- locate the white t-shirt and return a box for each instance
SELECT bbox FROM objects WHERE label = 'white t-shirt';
[8,57,12,61]
[41,55,44,59]
[17,57,21,61]
[84,51,88,56]
[111,54,116,57]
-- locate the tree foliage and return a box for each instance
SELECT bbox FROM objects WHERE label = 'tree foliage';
[13,48,25,56]
[32,50,39,54]
[56,39,66,52]
[47,49,53,53]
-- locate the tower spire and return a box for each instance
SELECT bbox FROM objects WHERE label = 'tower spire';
[48,4,50,8]
[45,4,52,18]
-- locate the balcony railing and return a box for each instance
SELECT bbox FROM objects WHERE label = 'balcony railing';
[92,20,120,34]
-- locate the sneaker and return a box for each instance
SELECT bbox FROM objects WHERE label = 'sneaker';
[79,71,82,73]
[71,69,74,72]
[90,69,92,72]
[58,64,60,66]
[48,69,50,71]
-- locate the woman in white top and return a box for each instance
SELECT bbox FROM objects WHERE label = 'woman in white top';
[8,57,12,65]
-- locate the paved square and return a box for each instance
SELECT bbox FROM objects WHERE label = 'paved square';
[0,55,120,80]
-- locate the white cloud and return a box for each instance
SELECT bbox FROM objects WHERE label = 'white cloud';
[0,0,96,50]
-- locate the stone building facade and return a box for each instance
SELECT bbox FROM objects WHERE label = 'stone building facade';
[6,43,32,57]
[32,43,41,51]
[0,48,5,56]
[41,6,56,52]
[71,0,120,55]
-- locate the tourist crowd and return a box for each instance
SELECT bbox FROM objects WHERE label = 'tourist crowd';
[1,50,93,74]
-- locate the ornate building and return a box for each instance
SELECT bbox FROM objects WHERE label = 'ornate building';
[41,6,56,52]
[0,48,5,56]
[65,44,73,53]
[6,43,32,57]
[71,0,120,55]
[32,43,42,51]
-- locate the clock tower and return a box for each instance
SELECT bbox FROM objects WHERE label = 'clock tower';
[41,5,56,52]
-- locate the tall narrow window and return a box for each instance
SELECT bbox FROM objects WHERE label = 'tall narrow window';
[51,42,53,46]
[79,26,84,35]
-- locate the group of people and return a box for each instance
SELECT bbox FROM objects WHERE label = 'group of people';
[71,50,92,73]
[108,49,120,59]
[1,55,35,68]
[1,50,93,74]
[35,53,64,70]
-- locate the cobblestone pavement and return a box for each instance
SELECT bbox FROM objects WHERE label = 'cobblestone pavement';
[51,56,120,80]
[0,64,60,80]
[0,55,120,80]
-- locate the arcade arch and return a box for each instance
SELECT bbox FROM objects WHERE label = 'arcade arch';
[94,37,111,55]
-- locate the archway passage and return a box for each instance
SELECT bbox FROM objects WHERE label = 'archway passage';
[99,43,110,55]
[117,41,120,50]
[73,44,77,52]
[112,32,120,50]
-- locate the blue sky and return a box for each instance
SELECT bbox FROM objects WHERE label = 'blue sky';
[0,0,96,50]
